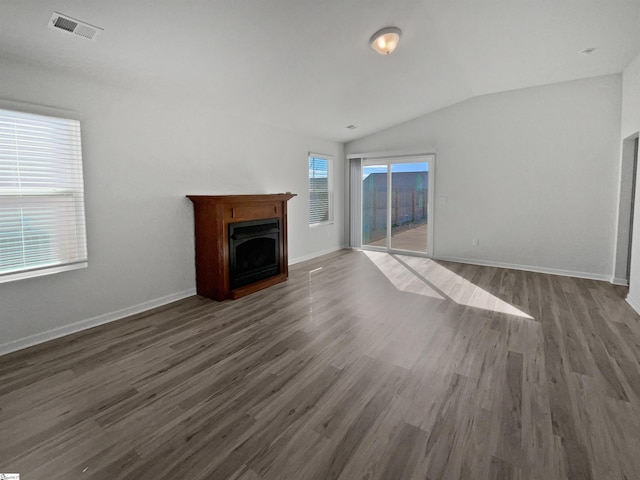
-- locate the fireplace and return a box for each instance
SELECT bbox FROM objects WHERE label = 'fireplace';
[229,218,280,289]
[187,193,296,301]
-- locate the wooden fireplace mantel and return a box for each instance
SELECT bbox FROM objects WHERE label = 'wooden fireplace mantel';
[187,193,297,301]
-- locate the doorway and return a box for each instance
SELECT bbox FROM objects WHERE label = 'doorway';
[614,134,639,285]
[628,136,638,281]
[361,156,434,256]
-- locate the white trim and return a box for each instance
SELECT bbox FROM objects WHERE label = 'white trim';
[434,255,611,282]
[289,246,346,265]
[0,288,196,357]
[310,221,334,228]
[0,262,87,284]
[309,151,335,158]
[347,149,436,160]
[626,294,640,315]
[0,97,83,121]
[612,277,629,286]
[428,155,436,256]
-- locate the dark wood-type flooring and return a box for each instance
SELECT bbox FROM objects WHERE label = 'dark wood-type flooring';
[1,249,640,479]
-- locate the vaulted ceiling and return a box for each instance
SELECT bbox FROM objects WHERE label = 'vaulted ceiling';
[1,1,639,142]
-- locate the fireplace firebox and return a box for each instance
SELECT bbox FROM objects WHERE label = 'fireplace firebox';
[229,218,280,289]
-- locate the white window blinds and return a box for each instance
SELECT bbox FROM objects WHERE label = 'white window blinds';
[309,155,331,225]
[0,107,88,283]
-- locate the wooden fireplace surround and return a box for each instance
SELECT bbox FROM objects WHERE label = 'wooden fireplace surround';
[187,193,296,301]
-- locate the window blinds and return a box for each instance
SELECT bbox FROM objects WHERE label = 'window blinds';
[309,156,330,224]
[0,108,88,283]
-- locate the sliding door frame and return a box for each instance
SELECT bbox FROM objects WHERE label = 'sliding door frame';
[348,151,436,258]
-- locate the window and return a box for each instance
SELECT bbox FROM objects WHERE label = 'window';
[309,154,332,225]
[0,107,87,283]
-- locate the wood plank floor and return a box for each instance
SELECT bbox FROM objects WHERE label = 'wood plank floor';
[1,249,640,479]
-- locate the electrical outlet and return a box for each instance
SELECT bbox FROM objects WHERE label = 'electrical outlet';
[472,239,479,247]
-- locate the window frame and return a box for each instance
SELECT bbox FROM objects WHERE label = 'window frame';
[308,153,333,227]
[0,102,88,284]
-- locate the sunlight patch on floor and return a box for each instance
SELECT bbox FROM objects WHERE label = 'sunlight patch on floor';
[364,250,534,319]
[363,250,445,300]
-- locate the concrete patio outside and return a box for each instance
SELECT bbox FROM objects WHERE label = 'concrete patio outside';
[365,223,428,252]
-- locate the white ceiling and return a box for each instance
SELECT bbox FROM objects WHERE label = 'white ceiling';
[1,1,639,142]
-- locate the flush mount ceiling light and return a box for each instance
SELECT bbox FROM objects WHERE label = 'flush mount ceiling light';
[369,27,401,55]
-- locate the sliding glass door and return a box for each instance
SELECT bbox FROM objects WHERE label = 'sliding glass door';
[362,163,388,249]
[361,156,433,255]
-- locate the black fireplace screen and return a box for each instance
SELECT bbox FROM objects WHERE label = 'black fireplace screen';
[229,218,280,289]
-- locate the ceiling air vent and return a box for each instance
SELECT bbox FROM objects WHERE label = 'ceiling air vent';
[48,12,103,41]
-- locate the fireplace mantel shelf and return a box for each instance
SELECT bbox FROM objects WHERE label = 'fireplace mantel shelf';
[187,193,297,301]
[187,193,296,203]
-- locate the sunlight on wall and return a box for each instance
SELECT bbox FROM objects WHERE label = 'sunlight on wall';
[363,250,534,319]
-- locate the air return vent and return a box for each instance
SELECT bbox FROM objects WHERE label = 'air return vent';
[48,12,103,41]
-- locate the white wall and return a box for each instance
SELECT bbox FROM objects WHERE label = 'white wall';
[346,75,622,279]
[622,54,640,312]
[0,57,344,354]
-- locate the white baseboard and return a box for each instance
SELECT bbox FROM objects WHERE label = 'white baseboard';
[612,277,629,286]
[433,255,611,282]
[626,294,640,315]
[289,246,347,265]
[0,288,196,357]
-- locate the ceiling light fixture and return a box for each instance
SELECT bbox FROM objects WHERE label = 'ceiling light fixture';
[369,27,401,55]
